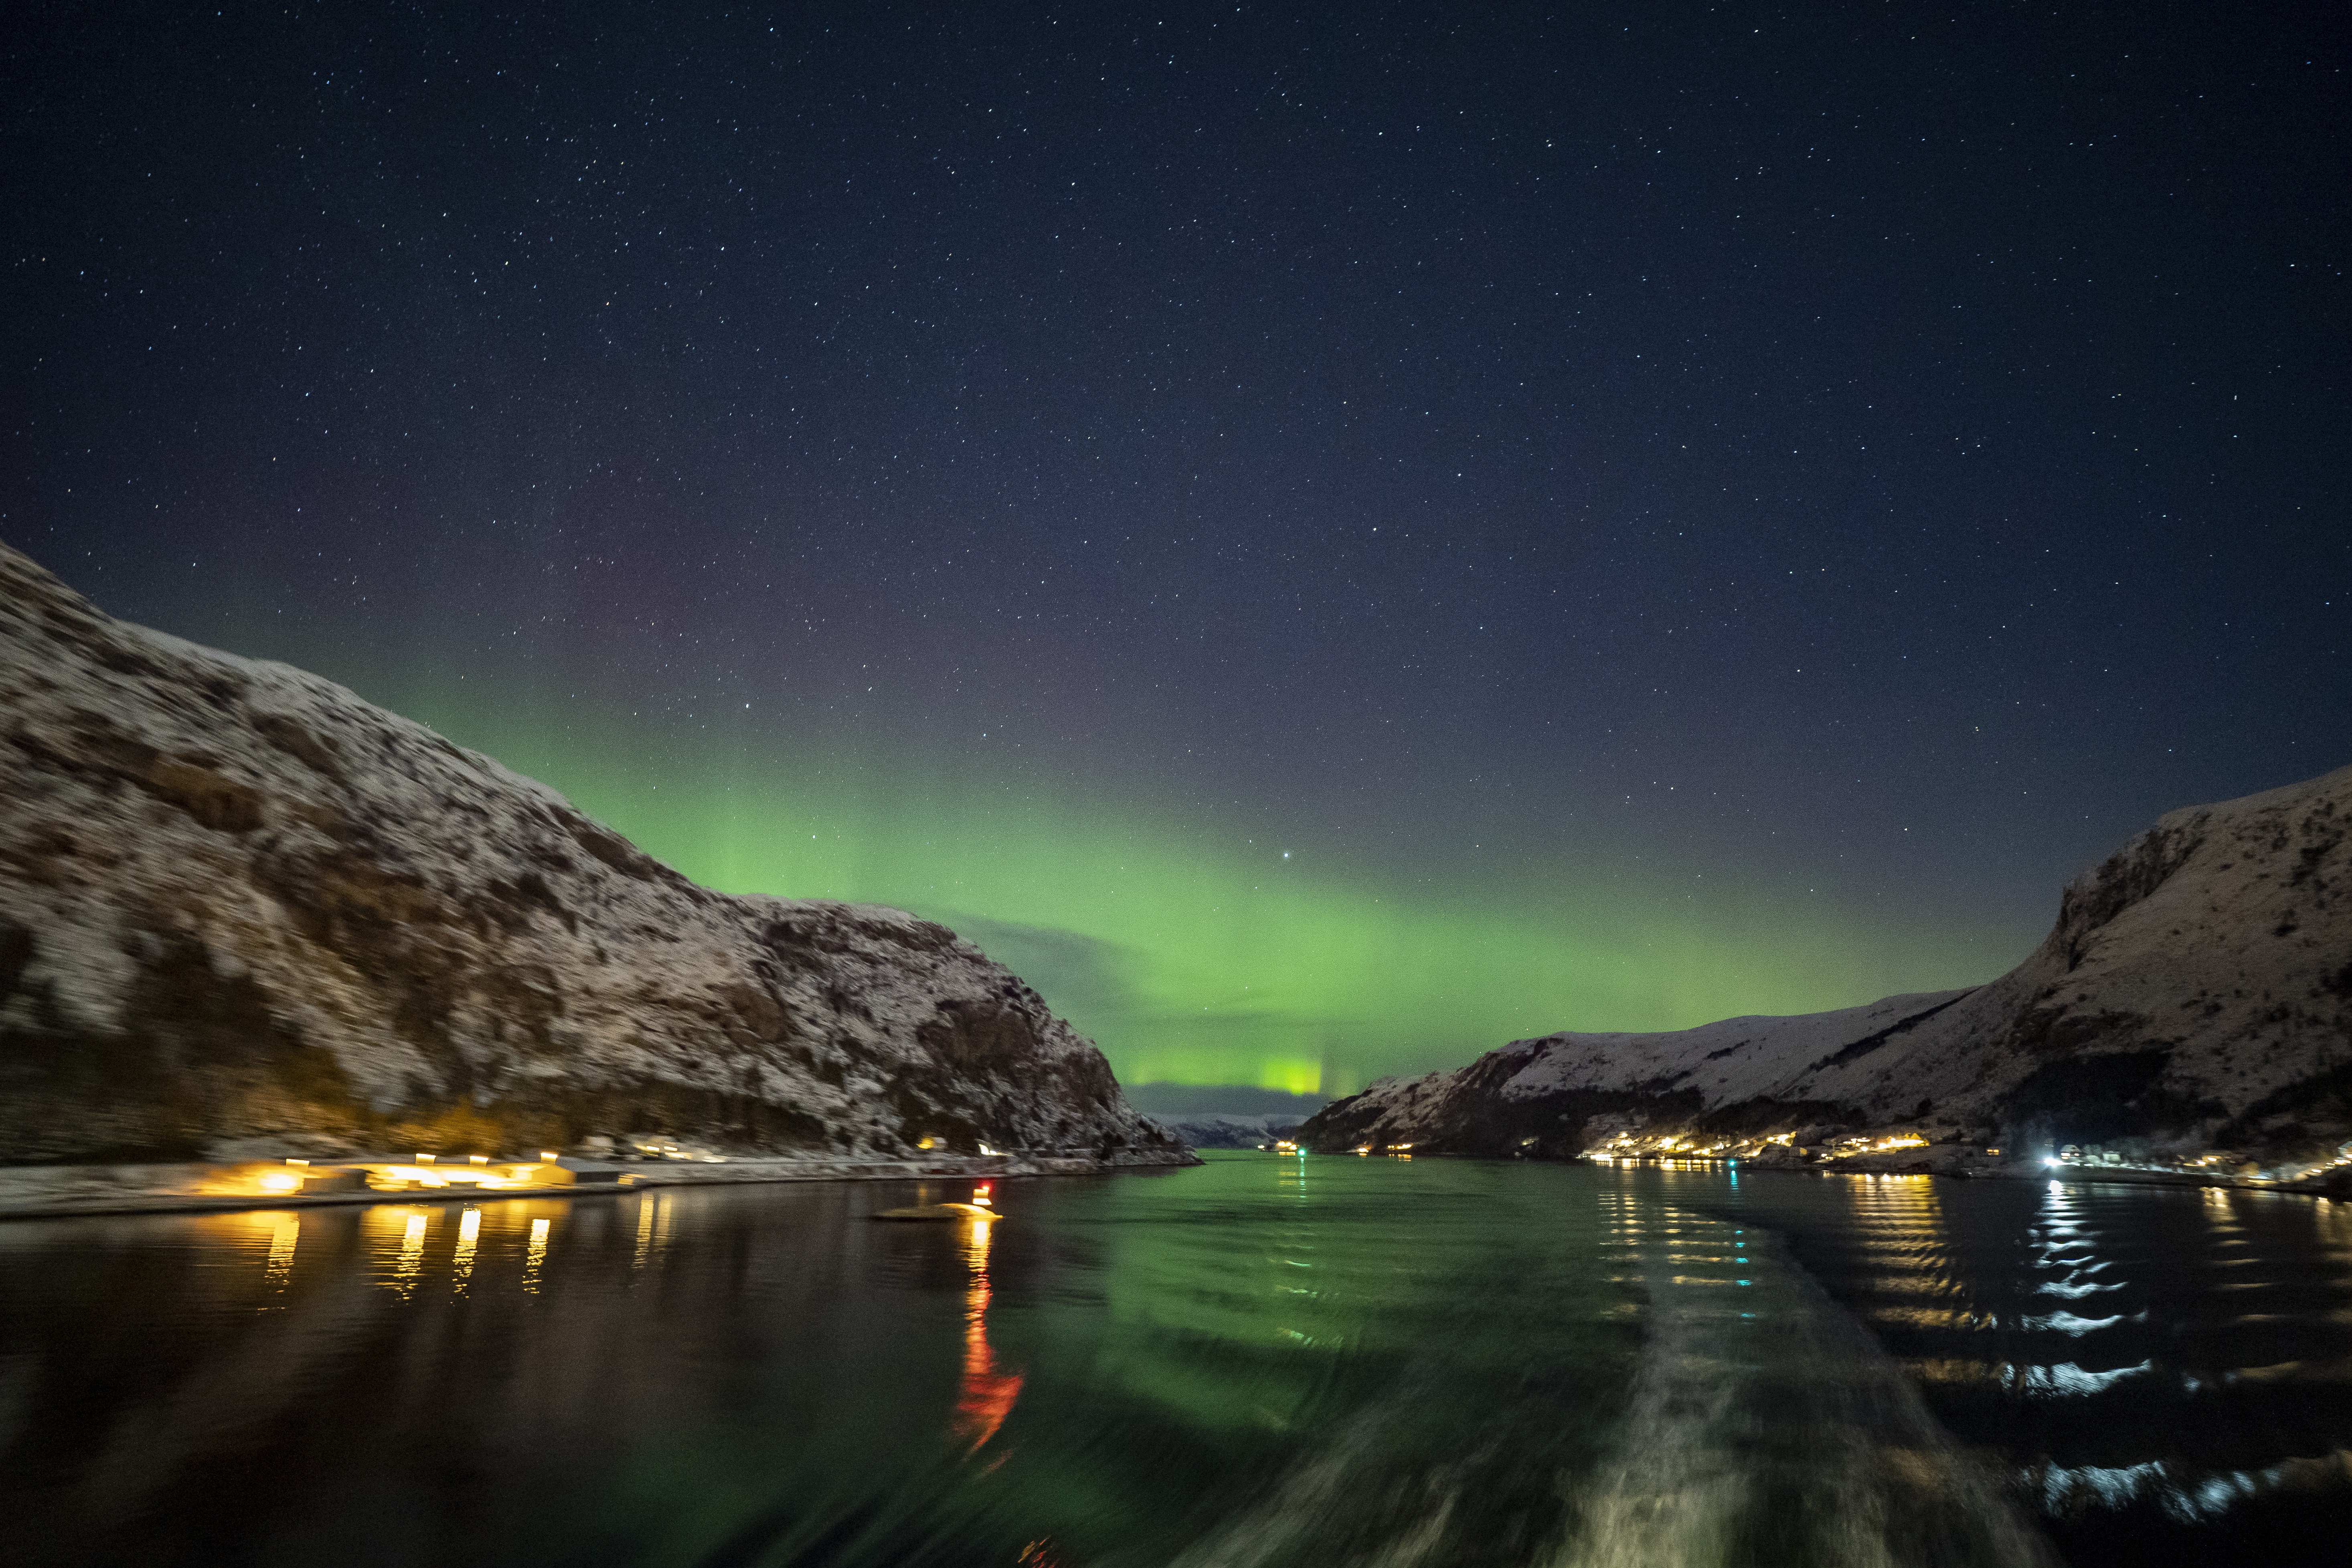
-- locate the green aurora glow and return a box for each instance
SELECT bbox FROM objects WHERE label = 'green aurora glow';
[403,689,2014,1098]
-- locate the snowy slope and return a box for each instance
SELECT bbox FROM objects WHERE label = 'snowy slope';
[1496,989,1977,1106]
[1308,763,2352,1160]
[0,542,1189,1167]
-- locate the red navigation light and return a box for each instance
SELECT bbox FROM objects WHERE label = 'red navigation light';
[972,1182,994,1207]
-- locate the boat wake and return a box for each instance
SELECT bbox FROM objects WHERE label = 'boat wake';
[1162,1200,2058,1568]
[1553,1200,2056,1568]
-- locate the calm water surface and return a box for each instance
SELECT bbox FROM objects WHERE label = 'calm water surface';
[1,1155,2347,1566]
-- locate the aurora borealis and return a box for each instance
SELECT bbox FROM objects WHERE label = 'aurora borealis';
[387,695,2006,1096]
[8,4,2346,1103]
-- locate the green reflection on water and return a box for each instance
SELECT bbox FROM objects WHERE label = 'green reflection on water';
[554,1155,1645,1567]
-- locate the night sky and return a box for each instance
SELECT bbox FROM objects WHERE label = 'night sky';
[8,4,2346,1101]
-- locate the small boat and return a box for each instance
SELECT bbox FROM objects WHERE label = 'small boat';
[873,1202,998,1222]
[874,1182,1000,1222]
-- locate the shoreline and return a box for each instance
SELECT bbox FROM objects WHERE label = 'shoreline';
[6,1145,2336,1223]
[0,1151,1194,1224]
[1306,1146,2352,1199]
[1665,1158,2348,1199]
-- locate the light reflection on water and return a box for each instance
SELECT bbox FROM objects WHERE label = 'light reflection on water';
[0,1160,2344,1566]
[1683,1167,2352,1564]
[389,1210,427,1299]
[955,1216,1021,1454]
[1551,1180,2052,1568]
[632,1189,675,1273]
[451,1206,481,1294]
[261,1214,299,1299]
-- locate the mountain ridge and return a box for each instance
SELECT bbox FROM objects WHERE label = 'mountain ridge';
[1304,762,2352,1171]
[0,542,1190,1170]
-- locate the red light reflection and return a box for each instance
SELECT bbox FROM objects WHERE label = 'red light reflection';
[952,1214,1022,1453]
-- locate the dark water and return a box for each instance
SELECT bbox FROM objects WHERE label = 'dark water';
[1,1156,2346,1567]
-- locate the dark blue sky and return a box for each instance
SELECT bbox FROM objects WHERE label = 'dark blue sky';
[6,3,2346,1088]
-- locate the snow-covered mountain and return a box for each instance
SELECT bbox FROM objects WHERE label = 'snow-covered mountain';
[1152,1113,1308,1149]
[1305,763,2352,1165]
[0,543,1189,1169]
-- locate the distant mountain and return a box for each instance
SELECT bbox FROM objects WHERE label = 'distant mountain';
[0,542,1191,1169]
[1305,764,2352,1168]
[1152,1113,1307,1150]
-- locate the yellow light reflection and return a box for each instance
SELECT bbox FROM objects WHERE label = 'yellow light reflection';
[263,1215,299,1295]
[452,1207,482,1292]
[1840,1162,1958,1314]
[953,1216,1022,1454]
[631,1194,672,1272]
[523,1216,552,1293]
[392,1211,428,1299]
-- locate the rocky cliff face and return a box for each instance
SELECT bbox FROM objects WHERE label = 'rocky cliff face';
[1306,763,2352,1165]
[0,543,1190,1169]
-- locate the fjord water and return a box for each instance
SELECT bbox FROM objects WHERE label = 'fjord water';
[0,1158,2344,1567]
